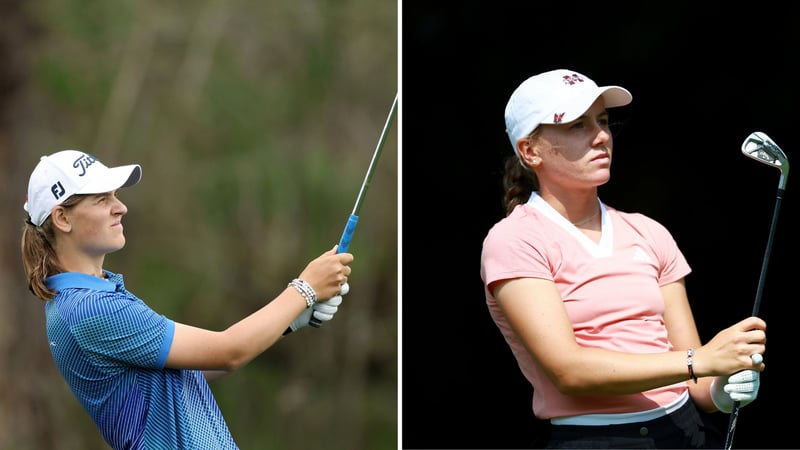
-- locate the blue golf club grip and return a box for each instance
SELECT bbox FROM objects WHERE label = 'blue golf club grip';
[309,214,359,328]
[337,214,359,254]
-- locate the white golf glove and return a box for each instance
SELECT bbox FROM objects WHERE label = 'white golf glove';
[286,295,343,333]
[284,282,349,335]
[710,369,760,413]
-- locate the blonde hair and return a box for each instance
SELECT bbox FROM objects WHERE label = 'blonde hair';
[20,194,86,300]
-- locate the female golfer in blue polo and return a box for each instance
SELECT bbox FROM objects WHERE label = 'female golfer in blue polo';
[20,149,353,449]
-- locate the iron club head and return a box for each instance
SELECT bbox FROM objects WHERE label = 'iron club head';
[742,131,790,190]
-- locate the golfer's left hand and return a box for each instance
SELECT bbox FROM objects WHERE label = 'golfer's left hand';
[710,370,760,413]
[285,283,349,334]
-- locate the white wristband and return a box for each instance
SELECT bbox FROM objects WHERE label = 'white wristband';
[288,278,317,308]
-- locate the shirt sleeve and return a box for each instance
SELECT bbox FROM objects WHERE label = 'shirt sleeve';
[632,213,691,285]
[70,292,176,370]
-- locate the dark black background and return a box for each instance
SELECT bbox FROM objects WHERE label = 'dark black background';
[402,2,797,449]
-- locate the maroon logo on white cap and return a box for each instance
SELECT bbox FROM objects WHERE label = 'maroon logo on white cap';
[561,73,584,85]
[72,153,97,177]
[553,112,565,124]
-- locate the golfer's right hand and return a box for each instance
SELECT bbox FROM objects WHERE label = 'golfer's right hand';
[299,245,353,301]
[701,316,766,376]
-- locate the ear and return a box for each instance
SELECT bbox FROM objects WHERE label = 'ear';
[51,206,72,233]
[516,137,541,168]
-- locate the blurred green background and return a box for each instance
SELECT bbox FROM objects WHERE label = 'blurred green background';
[0,1,397,449]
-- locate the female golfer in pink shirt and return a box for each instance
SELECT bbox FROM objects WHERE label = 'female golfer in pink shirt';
[480,69,766,448]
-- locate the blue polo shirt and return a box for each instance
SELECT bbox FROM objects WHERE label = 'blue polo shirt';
[45,271,238,449]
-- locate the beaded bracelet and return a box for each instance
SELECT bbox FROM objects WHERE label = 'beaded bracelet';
[288,278,317,308]
[687,348,698,384]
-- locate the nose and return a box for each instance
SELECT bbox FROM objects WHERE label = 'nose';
[112,196,128,216]
[590,121,612,147]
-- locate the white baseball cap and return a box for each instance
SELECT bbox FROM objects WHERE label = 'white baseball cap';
[504,69,632,155]
[24,150,142,226]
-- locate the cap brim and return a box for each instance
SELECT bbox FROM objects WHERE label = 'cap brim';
[542,85,632,125]
[76,164,141,195]
[600,86,632,108]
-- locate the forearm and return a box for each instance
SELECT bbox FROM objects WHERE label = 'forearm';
[549,347,695,395]
[220,286,308,369]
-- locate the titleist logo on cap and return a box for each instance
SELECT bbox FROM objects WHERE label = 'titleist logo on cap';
[72,153,98,177]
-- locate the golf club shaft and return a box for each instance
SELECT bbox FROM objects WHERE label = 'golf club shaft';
[310,93,398,328]
[750,189,784,317]
[337,94,398,253]
[724,190,784,449]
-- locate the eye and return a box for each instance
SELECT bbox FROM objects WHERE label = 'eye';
[93,193,113,204]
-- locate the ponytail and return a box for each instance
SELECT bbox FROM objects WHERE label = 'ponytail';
[20,194,84,300]
[501,156,538,216]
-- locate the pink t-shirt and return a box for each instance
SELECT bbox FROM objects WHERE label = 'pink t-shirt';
[480,193,692,419]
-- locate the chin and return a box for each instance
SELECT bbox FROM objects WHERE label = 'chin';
[111,237,126,252]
